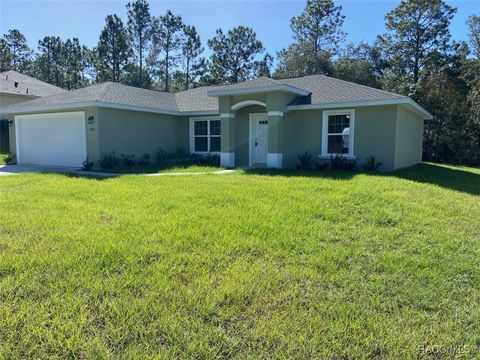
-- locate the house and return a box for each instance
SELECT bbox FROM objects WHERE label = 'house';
[0,70,66,152]
[2,74,432,170]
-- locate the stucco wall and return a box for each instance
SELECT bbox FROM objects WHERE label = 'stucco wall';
[232,105,265,167]
[394,106,424,169]
[97,108,188,161]
[282,105,398,170]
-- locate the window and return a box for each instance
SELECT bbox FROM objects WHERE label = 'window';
[191,119,221,153]
[322,109,355,157]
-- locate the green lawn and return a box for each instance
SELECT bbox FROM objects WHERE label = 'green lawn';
[0,163,479,359]
[111,163,225,174]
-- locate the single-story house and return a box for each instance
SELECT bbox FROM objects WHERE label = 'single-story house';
[2,74,432,170]
[0,70,66,152]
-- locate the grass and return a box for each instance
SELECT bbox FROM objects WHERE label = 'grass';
[0,163,479,359]
[111,163,225,174]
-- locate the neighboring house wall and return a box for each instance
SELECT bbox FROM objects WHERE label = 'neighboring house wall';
[1,94,36,114]
[1,94,36,152]
[394,106,424,170]
[97,108,189,161]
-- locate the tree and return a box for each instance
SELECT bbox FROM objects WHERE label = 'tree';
[274,0,344,78]
[97,14,131,82]
[0,39,12,72]
[378,0,456,94]
[126,0,152,87]
[467,14,480,58]
[254,53,273,77]
[3,29,31,72]
[64,38,86,89]
[208,26,264,84]
[181,25,203,90]
[34,36,64,86]
[151,10,183,92]
[333,42,382,87]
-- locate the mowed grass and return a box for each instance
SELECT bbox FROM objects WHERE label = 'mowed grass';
[112,164,224,174]
[0,164,479,359]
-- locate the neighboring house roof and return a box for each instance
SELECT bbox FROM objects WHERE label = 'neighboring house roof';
[0,70,66,97]
[1,74,432,118]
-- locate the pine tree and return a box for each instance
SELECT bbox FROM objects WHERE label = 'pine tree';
[181,25,203,90]
[126,0,152,87]
[97,15,131,82]
[151,10,183,92]
[3,29,31,72]
[208,26,264,84]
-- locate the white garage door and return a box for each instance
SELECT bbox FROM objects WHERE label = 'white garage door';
[15,111,86,167]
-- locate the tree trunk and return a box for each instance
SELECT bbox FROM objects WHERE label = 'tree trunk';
[185,56,190,90]
[165,48,169,92]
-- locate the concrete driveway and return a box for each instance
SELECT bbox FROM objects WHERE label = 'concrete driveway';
[0,164,116,177]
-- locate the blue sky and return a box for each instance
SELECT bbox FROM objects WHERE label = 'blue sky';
[0,0,477,58]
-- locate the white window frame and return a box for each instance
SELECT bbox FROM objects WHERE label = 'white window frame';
[189,117,221,154]
[321,109,355,159]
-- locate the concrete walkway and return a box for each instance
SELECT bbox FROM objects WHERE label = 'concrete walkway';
[0,164,236,177]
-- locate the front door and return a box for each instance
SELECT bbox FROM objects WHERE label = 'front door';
[250,113,268,165]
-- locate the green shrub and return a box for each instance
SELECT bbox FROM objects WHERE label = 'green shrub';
[99,152,120,169]
[330,154,356,172]
[297,151,315,170]
[363,156,383,173]
[2,152,16,165]
[81,159,94,171]
[120,153,137,167]
[138,153,151,165]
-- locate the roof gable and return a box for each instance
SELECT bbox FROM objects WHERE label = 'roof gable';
[0,70,66,97]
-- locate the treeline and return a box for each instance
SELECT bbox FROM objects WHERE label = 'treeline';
[0,0,479,166]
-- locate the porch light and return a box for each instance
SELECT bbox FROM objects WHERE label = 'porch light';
[87,116,95,124]
[342,127,350,149]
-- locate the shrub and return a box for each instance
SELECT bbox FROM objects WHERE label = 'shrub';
[81,159,94,171]
[120,153,137,167]
[193,153,220,167]
[297,151,315,170]
[330,154,356,172]
[363,156,383,173]
[156,147,169,162]
[138,153,151,165]
[315,162,329,171]
[99,152,120,169]
[2,152,16,165]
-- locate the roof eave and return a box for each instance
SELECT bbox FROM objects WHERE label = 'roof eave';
[3,100,218,117]
[288,98,433,119]
[207,84,311,97]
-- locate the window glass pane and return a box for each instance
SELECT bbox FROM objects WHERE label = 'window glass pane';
[194,121,207,136]
[194,136,208,152]
[328,114,350,134]
[328,135,348,154]
[210,120,221,136]
[210,136,220,152]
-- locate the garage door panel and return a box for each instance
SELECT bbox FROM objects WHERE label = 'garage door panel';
[16,112,86,167]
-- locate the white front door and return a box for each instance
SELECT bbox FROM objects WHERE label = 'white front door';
[250,113,268,165]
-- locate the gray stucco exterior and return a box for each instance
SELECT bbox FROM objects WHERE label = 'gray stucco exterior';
[4,75,430,171]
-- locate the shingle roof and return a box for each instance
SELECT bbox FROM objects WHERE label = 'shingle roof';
[0,70,66,97]
[3,74,412,115]
[280,74,406,104]
[5,81,179,112]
